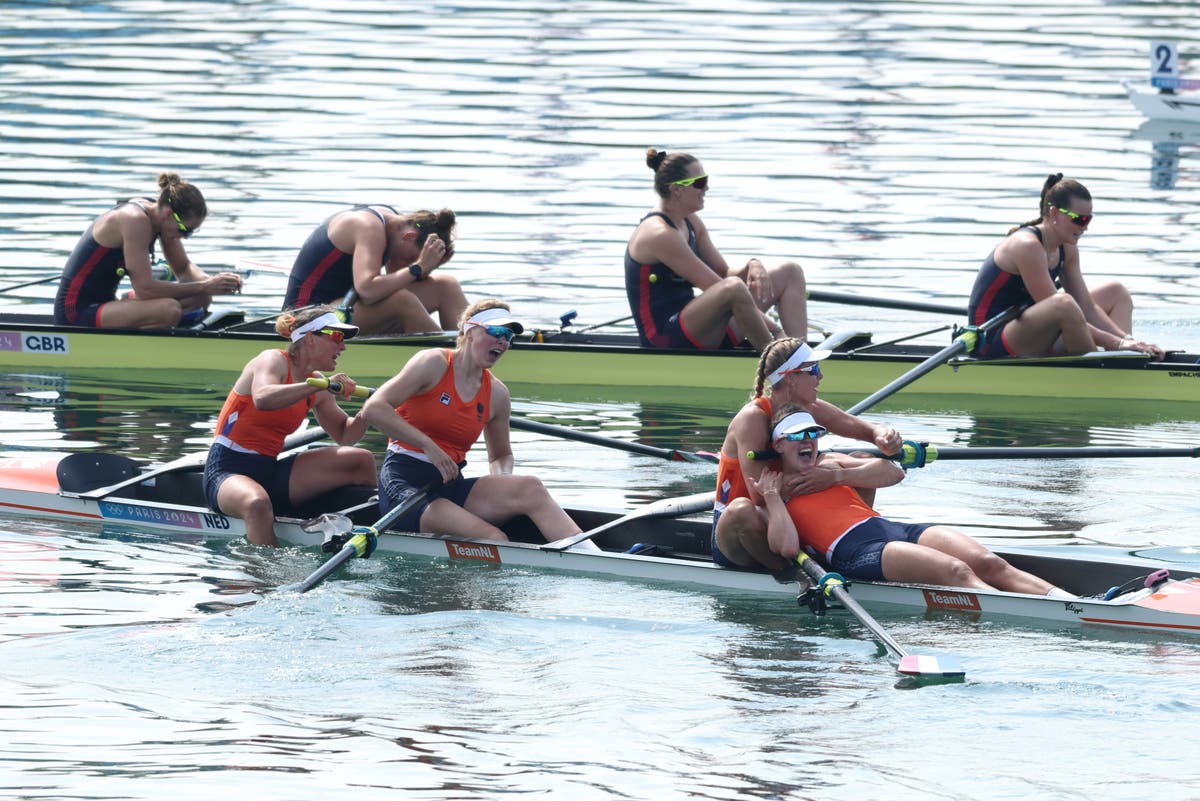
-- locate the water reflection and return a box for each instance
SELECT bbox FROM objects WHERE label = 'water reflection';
[1131,119,1200,189]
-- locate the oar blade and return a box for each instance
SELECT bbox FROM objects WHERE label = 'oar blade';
[898,653,966,679]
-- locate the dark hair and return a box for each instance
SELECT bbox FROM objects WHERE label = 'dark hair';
[156,171,207,220]
[1008,173,1091,236]
[408,208,457,250]
[645,148,700,198]
[752,337,805,399]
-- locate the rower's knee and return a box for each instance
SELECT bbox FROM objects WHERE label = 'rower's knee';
[1043,292,1085,325]
[970,552,1014,586]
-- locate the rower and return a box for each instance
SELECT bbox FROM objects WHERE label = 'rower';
[202,306,377,546]
[360,299,596,550]
[282,205,466,335]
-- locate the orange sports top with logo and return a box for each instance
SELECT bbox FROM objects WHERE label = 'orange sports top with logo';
[715,396,772,513]
[387,350,492,464]
[786,485,879,560]
[213,350,313,457]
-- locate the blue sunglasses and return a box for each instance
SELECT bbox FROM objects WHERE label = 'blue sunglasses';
[476,323,516,342]
[784,429,823,441]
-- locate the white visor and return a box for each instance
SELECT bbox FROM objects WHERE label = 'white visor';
[464,307,524,335]
[766,342,832,386]
[289,312,359,342]
[771,410,828,441]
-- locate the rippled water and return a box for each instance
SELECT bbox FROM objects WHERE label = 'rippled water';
[2,2,1200,800]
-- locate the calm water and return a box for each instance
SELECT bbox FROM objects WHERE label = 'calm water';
[2,2,1200,800]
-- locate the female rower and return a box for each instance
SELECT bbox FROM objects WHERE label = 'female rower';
[712,337,903,572]
[54,171,243,328]
[967,173,1163,359]
[283,205,467,335]
[203,306,377,547]
[753,405,1070,597]
[623,148,808,351]
[361,299,594,549]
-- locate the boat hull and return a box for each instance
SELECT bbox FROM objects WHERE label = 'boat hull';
[1125,80,1200,123]
[2,313,1197,402]
[4,451,1200,636]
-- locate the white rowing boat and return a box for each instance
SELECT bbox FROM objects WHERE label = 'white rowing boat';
[3,450,1200,636]
[1124,41,1200,124]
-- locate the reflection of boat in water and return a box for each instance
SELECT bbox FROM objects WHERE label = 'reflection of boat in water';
[1130,118,1200,189]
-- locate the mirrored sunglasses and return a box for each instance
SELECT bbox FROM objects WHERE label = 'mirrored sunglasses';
[316,328,345,344]
[784,362,821,378]
[1054,207,1093,227]
[784,429,823,441]
[472,323,516,343]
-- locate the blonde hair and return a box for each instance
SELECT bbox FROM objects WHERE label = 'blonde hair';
[752,338,805,399]
[456,298,511,348]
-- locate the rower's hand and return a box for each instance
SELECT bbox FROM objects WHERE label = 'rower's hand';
[750,469,785,505]
[784,463,836,497]
[206,272,243,295]
[327,372,357,399]
[745,259,774,307]
[417,235,451,276]
[427,446,459,483]
[873,424,903,455]
[1127,338,1165,361]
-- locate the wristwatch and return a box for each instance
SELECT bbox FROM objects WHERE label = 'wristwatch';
[408,263,423,280]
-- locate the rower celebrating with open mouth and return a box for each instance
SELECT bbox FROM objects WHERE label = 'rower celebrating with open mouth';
[361,299,595,548]
[753,405,1073,597]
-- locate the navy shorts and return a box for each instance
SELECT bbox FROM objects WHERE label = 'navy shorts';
[974,324,1015,359]
[378,452,477,532]
[828,517,932,581]
[661,312,737,350]
[203,444,298,512]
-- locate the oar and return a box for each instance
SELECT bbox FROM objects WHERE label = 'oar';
[510,417,718,463]
[279,482,437,594]
[793,552,965,680]
[67,426,330,500]
[807,289,966,317]
[0,274,60,294]
[749,443,1200,464]
[846,305,1024,415]
[541,491,714,552]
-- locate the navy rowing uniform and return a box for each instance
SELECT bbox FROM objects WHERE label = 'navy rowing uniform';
[282,204,396,310]
[966,226,1064,358]
[54,200,156,327]
[624,211,734,349]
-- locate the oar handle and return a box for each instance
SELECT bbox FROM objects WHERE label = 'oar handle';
[306,376,375,398]
[280,481,438,595]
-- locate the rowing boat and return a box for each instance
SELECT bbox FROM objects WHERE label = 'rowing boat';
[2,311,1196,402]
[1125,41,1200,124]
[4,450,1200,636]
